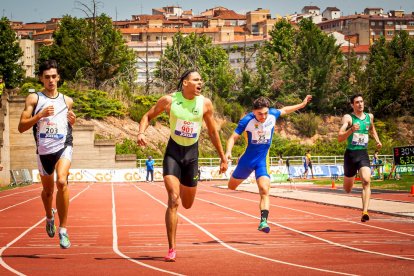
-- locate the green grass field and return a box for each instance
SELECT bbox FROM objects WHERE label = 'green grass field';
[307,175,414,192]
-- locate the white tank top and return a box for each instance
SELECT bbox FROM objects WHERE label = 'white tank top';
[33,92,73,155]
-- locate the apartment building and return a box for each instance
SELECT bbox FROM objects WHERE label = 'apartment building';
[318,9,414,45]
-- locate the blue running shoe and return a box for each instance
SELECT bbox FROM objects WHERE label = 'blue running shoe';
[59,232,71,249]
[46,209,56,238]
[258,219,270,233]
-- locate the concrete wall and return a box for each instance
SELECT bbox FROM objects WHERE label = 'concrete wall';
[0,93,136,187]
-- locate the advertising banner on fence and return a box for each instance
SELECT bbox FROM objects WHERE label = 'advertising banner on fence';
[33,164,347,183]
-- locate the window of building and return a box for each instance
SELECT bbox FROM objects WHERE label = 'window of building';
[387,31,393,35]
[379,21,383,26]
[131,34,142,41]
[409,21,414,26]
[371,21,376,26]
[387,21,393,25]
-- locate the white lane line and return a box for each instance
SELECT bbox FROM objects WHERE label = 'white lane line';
[196,196,414,262]
[135,185,356,276]
[111,184,184,276]
[0,188,41,199]
[0,185,91,275]
[201,188,414,237]
[0,197,39,212]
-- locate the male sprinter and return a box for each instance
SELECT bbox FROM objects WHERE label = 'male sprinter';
[18,59,76,248]
[225,95,312,233]
[137,69,227,261]
[338,94,381,222]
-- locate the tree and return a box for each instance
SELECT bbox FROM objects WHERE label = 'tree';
[0,17,24,88]
[154,32,235,98]
[365,32,414,116]
[257,18,348,113]
[38,12,136,88]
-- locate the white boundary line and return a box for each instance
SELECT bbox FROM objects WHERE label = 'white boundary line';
[0,185,91,275]
[111,184,184,276]
[0,188,41,199]
[135,185,356,276]
[0,197,39,213]
[202,188,414,237]
[196,189,414,261]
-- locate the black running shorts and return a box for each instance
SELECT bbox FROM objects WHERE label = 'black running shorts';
[163,138,199,187]
[343,149,370,177]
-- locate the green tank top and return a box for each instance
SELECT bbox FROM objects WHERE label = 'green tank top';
[346,112,371,150]
[169,92,204,146]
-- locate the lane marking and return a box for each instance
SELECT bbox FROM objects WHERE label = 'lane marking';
[0,188,41,199]
[136,185,356,276]
[0,185,91,275]
[195,196,414,262]
[0,197,39,212]
[201,188,414,237]
[111,184,184,276]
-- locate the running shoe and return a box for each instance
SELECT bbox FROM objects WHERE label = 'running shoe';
[164,248,176,262]
[361,212,370,222]
[46,208,56,238]
[59,232,71,249]
[258,219,270,233]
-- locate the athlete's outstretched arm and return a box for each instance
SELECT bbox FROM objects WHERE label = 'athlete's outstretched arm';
[369,114,382,149]
[18,93,54,133]
[203,98,228,174]
[137,95,171,146]
[280,95,312,116]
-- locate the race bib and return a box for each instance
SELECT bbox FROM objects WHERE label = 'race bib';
[251,129,271,144]
[39,119,64,139]
[351,133,368,146]
[174,119,199,138]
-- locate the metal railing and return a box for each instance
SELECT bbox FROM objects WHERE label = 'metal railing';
[136,155,394,168]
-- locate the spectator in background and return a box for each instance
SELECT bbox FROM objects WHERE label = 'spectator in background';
[303,149,314,179]
[0,75,4,96]
[145,156,155,182]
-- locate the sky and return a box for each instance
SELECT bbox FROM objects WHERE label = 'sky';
[2,0,414,23]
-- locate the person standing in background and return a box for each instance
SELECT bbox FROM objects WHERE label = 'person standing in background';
[145,156,155,182]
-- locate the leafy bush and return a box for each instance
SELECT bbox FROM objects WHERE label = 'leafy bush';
[60,87,127,119]
[213,96,245,123]
[129,95,169,124]
[290,112,322,137]
[116,138,164,159]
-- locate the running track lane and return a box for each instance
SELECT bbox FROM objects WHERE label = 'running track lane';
[0,182,413,275]
[140,182,414,274]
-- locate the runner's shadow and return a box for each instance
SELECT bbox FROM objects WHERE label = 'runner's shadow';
[95,256,165,261]
[304,229,363,234]
[193,240,261,245]
[2,254,64,259]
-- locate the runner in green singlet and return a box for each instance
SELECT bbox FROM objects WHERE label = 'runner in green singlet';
[137,69,228,262]
[338,94,382,222]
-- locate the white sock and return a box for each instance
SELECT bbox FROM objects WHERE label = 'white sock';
[59,227,67,234]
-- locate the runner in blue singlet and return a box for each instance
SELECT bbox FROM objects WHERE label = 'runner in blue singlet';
[225,95,312,233]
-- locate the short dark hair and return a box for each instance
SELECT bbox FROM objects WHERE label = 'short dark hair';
[350,93,363,104]
[253,97,271,110]
[177,69,198,90]
[38,59,59,76]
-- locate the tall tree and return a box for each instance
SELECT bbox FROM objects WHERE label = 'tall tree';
[38,13,136,88]
[0,17,24,88]
[154,32,235,98]
[365,32,414,116]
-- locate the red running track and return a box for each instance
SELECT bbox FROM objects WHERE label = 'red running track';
[0,181,413,275]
